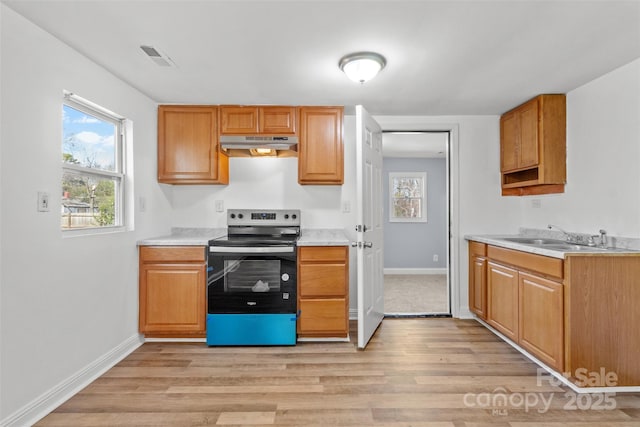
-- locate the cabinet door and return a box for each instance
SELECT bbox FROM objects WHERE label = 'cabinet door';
[519,272,564,371]
[298,107,344,185]
[139,263,206,334]
[260,106,297,134]
[518,100,539,168]
[500,112,519,172]
[220,106,259,134]
[487,262,519,341]
[158,106,228,184]
[469,255,487,319]
[298,298,348,336]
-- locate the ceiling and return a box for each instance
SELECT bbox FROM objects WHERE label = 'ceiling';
[3,1,640,115]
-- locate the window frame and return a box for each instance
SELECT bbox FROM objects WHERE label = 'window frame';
[388,171,428,223]
[62,93,126,233]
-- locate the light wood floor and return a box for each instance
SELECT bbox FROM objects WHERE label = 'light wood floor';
[36,319,640,426]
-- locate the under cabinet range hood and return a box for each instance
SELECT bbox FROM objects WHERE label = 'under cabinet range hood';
[220,135,298,150]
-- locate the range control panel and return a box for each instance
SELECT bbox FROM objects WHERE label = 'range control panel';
[227,209,300,226]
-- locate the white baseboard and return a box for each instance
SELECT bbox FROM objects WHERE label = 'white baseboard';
[144,337,206,343]
[384,268,447,275]
[475,318,640,394]
[1,333,144,427]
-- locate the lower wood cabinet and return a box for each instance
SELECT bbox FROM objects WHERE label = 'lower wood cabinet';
[472,243,565,372]
[139,246,206,338]
[518,271,564,371]
[470,240,640,385]
[297,246,349,338]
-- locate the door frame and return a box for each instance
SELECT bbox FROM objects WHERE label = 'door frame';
[374,118,460,318]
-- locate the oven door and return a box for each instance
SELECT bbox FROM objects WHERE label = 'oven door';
[207,245,297,314]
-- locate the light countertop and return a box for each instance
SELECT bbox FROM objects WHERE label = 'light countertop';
[138,227,350,247]
[297,229,350,246]
[465,233,640,259]
[137,228,226,246]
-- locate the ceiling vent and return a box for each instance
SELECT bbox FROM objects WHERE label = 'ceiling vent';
[140,45,176,67]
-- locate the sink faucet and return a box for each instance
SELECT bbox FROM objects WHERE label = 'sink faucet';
[547,224,570,241]
[599,229,607,248]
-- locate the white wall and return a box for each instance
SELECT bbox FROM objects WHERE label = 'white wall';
[519,58,640,237]
[169,157,349,229]
[0,6,171,424]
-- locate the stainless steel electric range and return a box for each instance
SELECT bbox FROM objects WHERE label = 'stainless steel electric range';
[206,209,300,346]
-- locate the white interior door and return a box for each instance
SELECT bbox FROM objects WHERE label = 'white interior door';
[355,105,384,349]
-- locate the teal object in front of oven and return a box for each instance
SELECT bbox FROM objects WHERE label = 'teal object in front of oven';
[206,313,297,346]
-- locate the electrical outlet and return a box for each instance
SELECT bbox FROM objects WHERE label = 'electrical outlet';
[433,254,439,262]
[342,201,351,213]
[531,199,542,208]
[37,192,49,212]
[215,200,224,212]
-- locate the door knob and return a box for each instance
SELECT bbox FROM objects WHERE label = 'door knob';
[363,242,373,248]
[351,241,361,248]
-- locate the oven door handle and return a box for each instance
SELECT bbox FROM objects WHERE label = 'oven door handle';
[209,246,295,254]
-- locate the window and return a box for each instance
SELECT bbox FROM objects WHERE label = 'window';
[62,93,125,231]
[389,172,427,222]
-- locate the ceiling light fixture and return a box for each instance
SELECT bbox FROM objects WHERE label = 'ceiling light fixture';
[339,51,386,84]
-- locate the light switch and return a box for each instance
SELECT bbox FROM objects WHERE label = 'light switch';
[215,200,224,212]
[342,201,351,213]
[139,196,146,212]
[37,192,49,212]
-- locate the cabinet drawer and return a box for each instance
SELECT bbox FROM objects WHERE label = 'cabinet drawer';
[469,241,487,257]
[298,298,348,335]
[140,246,205,263]
[487,245,563,280]
[299,246,347,262]
[299,263,347,297]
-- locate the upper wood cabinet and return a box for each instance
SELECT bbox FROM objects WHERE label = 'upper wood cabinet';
[219,106,297,135]
[298,106,344,185]
[500,94,566,196]
[158,105,228,185]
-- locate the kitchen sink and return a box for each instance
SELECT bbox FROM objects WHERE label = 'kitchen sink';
[501,237,563,245]
[542,243,603,251]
